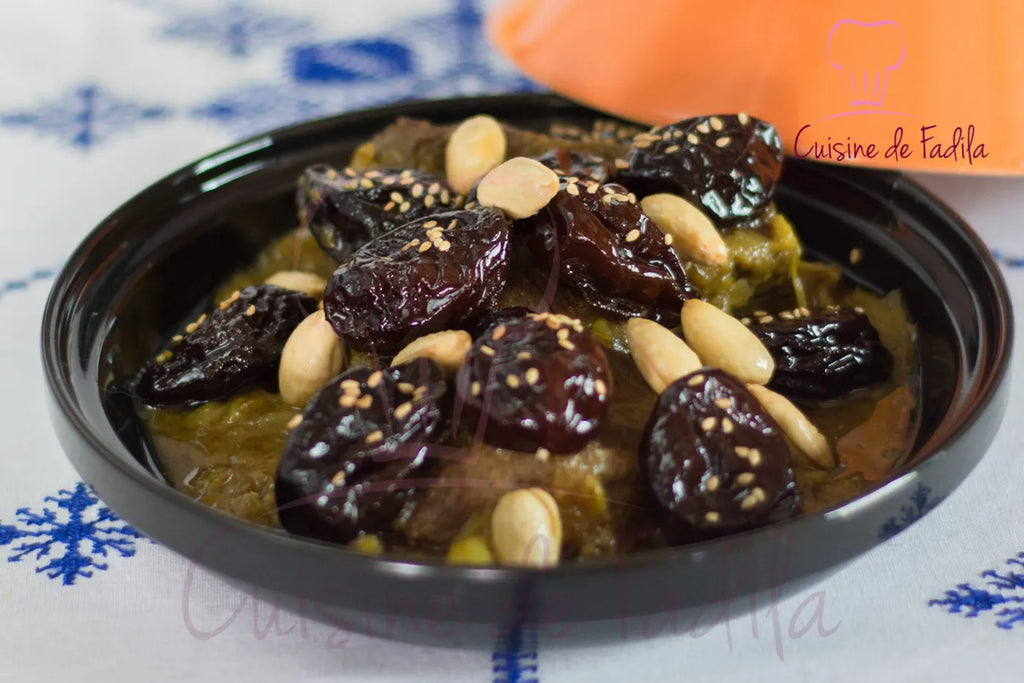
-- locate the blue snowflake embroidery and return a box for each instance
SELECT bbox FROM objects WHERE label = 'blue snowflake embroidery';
[492,623,539,683]
[930,553,1024,630]
[0,483,147,585]
[160,2,312,57]
[877,482,943,540]
[0,84,170,149]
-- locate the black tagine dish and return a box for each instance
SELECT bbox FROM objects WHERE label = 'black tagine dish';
[42,94,1012,646]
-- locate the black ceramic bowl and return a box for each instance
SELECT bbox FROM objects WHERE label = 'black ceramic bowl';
[42,94,1012,647]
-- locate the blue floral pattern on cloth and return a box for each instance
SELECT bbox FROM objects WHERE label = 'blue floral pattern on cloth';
[931,553,1024,630]
[0,483,148,585]
[878,483,944,540]
[0,84,170,149]
[159,2,313,56]
[492,623,540,683]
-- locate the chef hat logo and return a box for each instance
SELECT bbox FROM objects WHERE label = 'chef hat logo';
[826,19,906,107]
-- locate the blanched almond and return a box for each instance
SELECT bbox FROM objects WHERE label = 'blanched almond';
[445,114,507,195]
[390,329,472,374]
[748,384,835,469]
[279,310,345,407]
[641,193,728,267]
[681,299,774,384]
[476,157,560,219]
[490,488,562,568]
[625,317,702,394]
[264,270,328,299]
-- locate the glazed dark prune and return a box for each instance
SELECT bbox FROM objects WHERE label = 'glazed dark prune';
[613,114,783,227]
[275,359,447,544]
[642,368,798,532]
[463,306,535,338]
[527,177,699,326]
[534,148,611,183]
[454,312,611,454]
[135,284,316,406]
[298,164,461,260]
[323,208,511,353]
[744,307,893,401]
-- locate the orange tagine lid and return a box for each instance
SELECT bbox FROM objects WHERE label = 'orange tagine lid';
[487,0,1024,174]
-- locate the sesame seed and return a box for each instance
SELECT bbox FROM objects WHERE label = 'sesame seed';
[344,168,356,177]
[185,322,198,333]
[603,185,616,194]
[413,385,428,398]
[418,241,432,253]
[364,170,381,179]
[721,418,734,434]
[356,395,373,410]
[424,195,435,208]
[155,350,172,363]
[737,472,755,486]
[740,494,759,510]
[428,182,441,194]
[366,370,383,388]
[536,447,551,462]
[471,381,481,397]
[687,133,699,145]
[634,140,651,149]
[492,324,507,341]
[506,374,521,388]
[172,334,183,343]
[400,170,413,178]
[735,446,750,457]
[614,158,629,169]
[436,240,451,252]
[627,193,637,204]
[245,305,256,316]
[197,314,207,325]
[360,178,373,189]
[401,241,415,252]
[752,310,768,317]
[440,190,450,203]
[701,416,717,432]
[546,317,561,330]
[714,398,731,409]
[566,183,580,196]
[854,306,865,313]
[740,317,751,325]
[602,194,614,205]
[697,123,710,134]
[595,378,607,395]
[664,234,674,245]
[752,486,766,502]
[625,229,641,242]
[384,201,396,211]
[382,175,397,184]
[286,414,303,430]
[341,379,361,391]
[688,374,705,386]
[448,219,458,230]
[525,368,540,385]
[424,220,438,228]
[779,311,794,320]
[480,345,495,356]
[586,182,599,194]
[705,511,721,523]
[556,328,570,340]
[706,475,720,491]
[331,471,346,487]
[716,137,731,148]
[558,339,576,350]
[709,116,724,131]
[390,191,403,203]
[412,184,424,198]
[758,315,773,323]
[394,402,412,420]
[365,430,384,445]
[748,449,763,467]
[426,228,444,240]
[738,112,750,125]
[797,307,811,317]
[339,395,357,408]
[664,144,679,154]
[399,201,411,212]
[397,382,415,394]
[517,351,533,360]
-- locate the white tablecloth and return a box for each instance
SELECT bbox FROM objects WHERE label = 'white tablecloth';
[2,2,1022,681]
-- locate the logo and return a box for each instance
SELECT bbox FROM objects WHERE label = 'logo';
[794,18,988,166]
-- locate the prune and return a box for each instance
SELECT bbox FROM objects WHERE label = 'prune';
[135,284,317,406]
[744,307,893,401]
[298,164,461,260]
[534,148,611,183]
[463,306,534,338]
[642,368,798,532]
[527,177,699,326]
[323,208,512,353]
[613,114,783,227]
[275,359,447,544]
[454,312,611,454]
